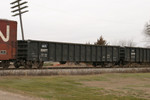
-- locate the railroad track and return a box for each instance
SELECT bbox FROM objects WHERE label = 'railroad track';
[1,66,150,70]
[0,67,150,76]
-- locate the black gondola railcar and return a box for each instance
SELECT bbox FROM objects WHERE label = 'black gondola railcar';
[14,40,120,68]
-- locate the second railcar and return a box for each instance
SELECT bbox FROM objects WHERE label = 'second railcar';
[15,40,120,68]
[121,47,150,64]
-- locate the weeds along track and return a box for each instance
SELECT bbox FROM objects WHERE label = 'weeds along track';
[1,65,150,70]
[0,67,99,70]
[0,67,150,76]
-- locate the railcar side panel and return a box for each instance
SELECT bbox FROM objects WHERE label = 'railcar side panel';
[39,42,48,61]
[49,43,55,61]
[140,48,143,62]
[96,46,101,62]
[91,46,96,61]
[102,47,106,62]
[136,49,140,62]
[62,44,68,61]
[131,48,136,62]
[56,43,62,61]
[147,49,150,62]
[80,45,86,61]
[68,44,74,61]
[75,45,80,61]
[113,47,119,61]
[86,45,91,62]
[107,47,112,62]
[27,42,38,61]
[143,49,147,62]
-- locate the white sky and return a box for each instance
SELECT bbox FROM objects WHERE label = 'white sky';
[1,0,150,46]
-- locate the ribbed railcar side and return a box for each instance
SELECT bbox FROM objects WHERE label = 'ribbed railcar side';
[123,47,150,63]
[17,40,120,68]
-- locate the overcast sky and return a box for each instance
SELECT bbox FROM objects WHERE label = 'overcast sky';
[1,0,150,46]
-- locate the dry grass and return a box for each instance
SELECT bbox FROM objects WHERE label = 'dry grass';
[0,73,149,100]
[81,76,150,99]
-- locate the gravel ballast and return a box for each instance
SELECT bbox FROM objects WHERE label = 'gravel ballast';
[0,68,150,76]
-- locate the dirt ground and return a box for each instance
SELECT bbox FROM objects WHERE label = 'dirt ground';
[81,76,150,99]
[45,62,94,67]
[0,90,44,100]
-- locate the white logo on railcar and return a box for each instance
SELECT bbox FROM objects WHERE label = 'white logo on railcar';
[0,25,10,42]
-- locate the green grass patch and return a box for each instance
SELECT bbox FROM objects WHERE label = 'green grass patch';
[105,73,150,79]
[0,74,149,100]
[43,62,53,66]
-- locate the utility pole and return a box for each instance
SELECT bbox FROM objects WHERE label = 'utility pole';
[10,0,29,40]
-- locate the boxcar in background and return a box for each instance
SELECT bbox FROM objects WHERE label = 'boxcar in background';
[16,40,120,68]
[0,19,17,68]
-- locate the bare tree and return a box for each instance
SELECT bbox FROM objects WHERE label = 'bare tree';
[113,39,136,47]
[127,39,136,47]
[143,21,150,47]
[86,41,91,45]
[144,22,150,36]
[118,40,127,47]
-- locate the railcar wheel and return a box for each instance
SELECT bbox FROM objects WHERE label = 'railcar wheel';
[14,61,20,69]
[37,61,44,69]
[2,61,10,69]
[92,62,98,67]
[59,61,66,64]
[75,62,80,65]
[25,61,32,69]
